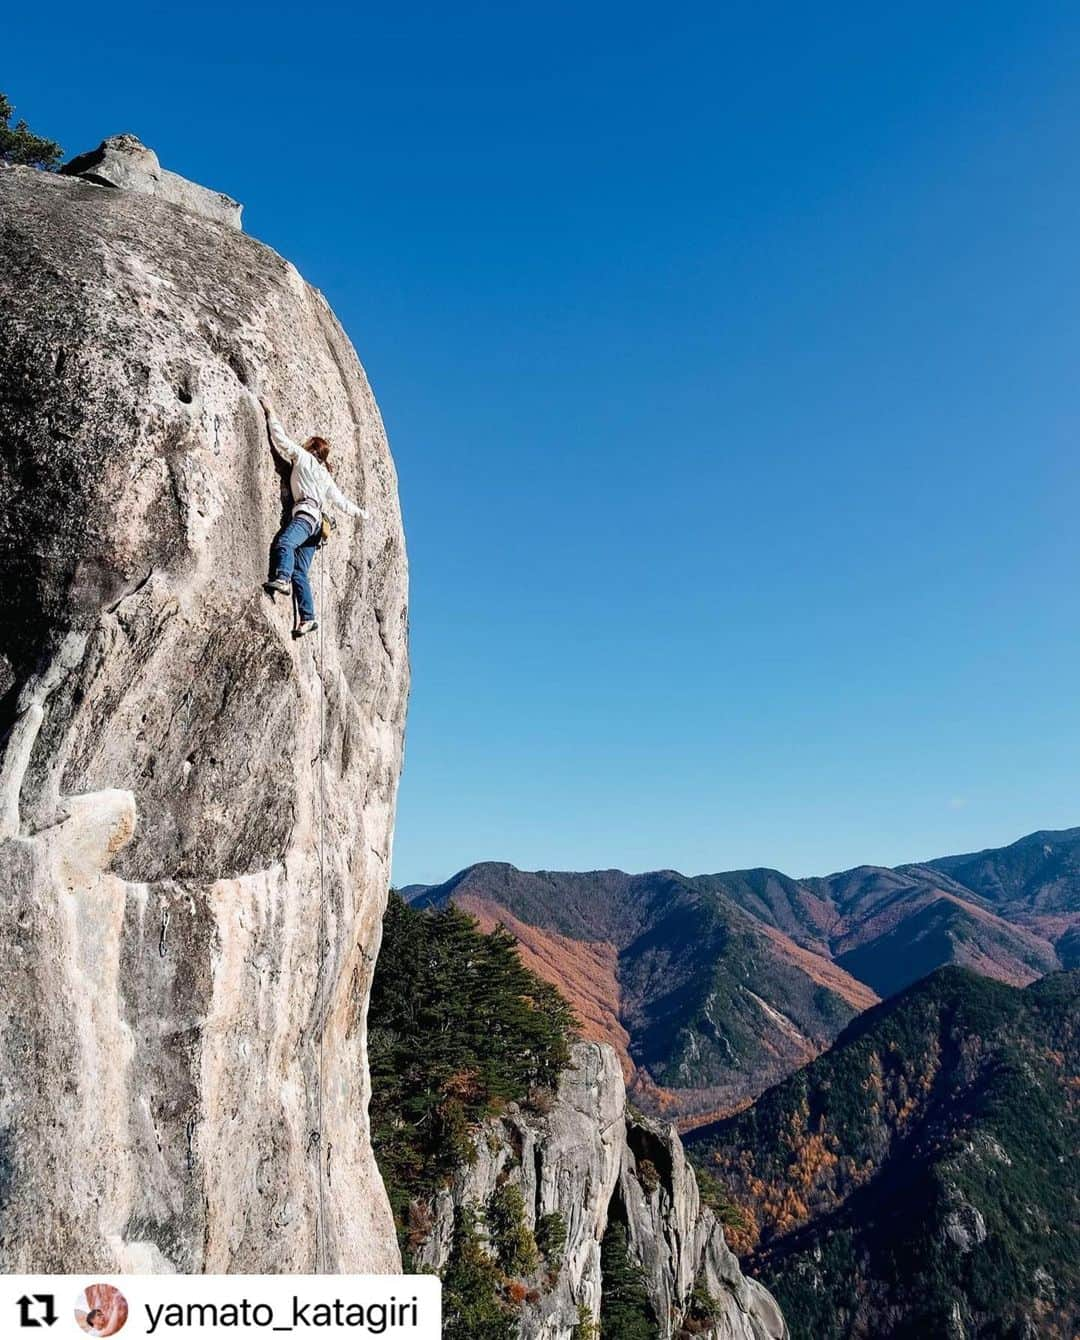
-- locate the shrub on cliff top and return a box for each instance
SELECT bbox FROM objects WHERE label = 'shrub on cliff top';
[0,95,62,169]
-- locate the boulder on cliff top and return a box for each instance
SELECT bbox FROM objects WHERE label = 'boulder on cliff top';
[61,133,243,229]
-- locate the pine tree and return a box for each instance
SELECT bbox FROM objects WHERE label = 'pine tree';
[441,1207,517,1340]
[0,94,62,169]
[368,892,578,1249]
[599,1221,657,1340]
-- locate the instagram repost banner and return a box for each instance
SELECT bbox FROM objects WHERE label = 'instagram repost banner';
[2,1276,441,1338]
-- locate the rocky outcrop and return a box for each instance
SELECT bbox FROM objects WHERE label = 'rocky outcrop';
[621,1112,785,1339]
[61,135,242,228]
[0,156,408,1270]
[414,1041,786,1340]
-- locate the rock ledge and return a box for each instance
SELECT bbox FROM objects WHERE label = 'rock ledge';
[61,133,243,228]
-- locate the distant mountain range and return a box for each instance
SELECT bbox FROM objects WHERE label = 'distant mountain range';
[684,967,1080,1340]
[405,827,1080,1119]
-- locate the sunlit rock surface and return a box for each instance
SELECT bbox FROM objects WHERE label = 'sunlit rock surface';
[415,1041,787,1340]
[0,159,409,1271]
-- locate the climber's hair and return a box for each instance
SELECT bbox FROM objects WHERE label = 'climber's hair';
[303,436,331,469]
[86,1311,104,1327]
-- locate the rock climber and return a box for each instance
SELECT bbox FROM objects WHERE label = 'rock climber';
[256,394,368,638]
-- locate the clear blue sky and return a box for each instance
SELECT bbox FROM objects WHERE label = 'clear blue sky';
[10,2,1080,885]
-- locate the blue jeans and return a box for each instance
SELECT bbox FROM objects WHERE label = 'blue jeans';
[270,514,320,621]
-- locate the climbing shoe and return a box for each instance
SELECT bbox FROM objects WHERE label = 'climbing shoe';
[263,578,290,595]
[293,620,319,639]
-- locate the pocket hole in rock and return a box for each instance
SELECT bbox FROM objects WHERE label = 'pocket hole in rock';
[227,352,251,387]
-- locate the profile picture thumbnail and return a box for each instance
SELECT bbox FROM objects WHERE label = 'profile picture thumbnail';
[75,1284,129,1336]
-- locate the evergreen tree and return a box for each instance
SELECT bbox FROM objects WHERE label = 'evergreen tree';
[441,1207,517,1340]
[599,1221,657,1340]
[487,1183,540,1276]
[572,1306,600,1340]
[536,1210,568,1268]
[0,94,62,169]
[369,892,578,1246]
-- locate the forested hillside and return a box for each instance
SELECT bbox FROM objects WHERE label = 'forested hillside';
[685,969,1080,1339]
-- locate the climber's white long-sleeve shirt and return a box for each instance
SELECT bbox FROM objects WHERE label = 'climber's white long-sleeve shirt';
[266,410,369,525]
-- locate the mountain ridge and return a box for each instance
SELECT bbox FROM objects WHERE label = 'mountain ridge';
[410,827,1078,1119]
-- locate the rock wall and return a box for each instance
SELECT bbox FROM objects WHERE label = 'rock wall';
[415,1042,787,1340]
[0,160,408,1271]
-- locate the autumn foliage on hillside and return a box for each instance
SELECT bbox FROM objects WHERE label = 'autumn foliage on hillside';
[686,968,1080,1339]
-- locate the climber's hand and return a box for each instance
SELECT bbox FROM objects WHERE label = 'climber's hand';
[258,394,273,415]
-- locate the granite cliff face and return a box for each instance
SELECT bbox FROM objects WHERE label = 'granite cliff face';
[0,153,408,1270]
[414,1042,786,1340]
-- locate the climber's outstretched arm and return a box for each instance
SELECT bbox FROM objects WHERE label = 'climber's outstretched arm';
[258,395,300,462]
[326,477,369,520]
